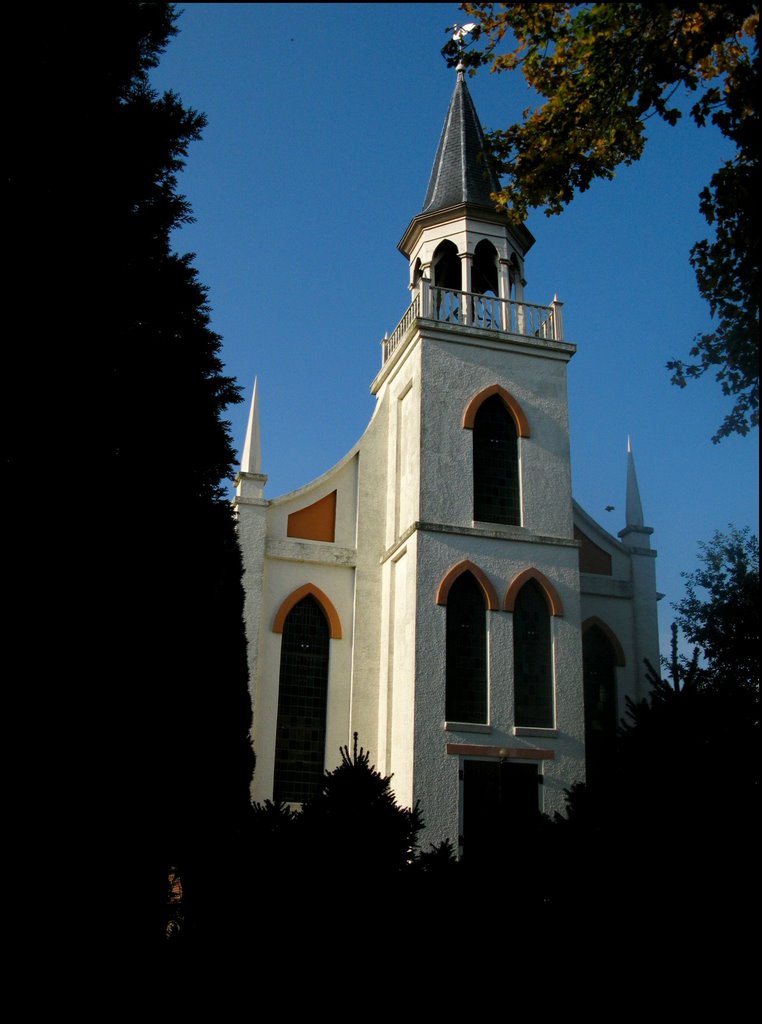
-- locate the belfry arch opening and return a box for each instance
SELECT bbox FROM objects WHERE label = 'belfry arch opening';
[432,239,461,290]
[472,239,498,296]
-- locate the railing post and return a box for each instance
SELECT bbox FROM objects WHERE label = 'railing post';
[550,295,564,340]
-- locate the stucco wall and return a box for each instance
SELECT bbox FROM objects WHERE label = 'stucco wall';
[419,331,575,539]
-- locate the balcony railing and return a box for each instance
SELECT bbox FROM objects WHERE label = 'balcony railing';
[381,282,564,364]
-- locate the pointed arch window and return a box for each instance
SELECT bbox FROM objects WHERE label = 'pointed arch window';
[513,580,554,728]
[473,393,520,525]
[273,594,330,804]
[445,572,488,724]
[582,621,622,784]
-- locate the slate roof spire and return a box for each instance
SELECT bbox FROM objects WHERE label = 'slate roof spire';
[422,62,502,214]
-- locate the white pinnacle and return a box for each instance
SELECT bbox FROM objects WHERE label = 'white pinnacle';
[240,376,262,475]
[625,435,645,528]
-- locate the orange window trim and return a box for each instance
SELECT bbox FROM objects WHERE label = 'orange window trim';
[504,568,564,616]
[272,583,343,639]
[462,384,531,437]
[436,560,500,610]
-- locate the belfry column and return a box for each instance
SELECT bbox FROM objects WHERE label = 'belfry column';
[459,250,473,325]
[419,262,433,318]
[498,257,511,330]
[618,437,660,695]
[234,378,269,764]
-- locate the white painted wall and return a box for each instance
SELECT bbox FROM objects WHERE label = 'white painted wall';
[235,197,659,846]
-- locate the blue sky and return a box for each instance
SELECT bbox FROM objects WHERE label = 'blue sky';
[150,3,758,661]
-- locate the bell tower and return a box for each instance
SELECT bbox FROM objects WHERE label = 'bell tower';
[370,62,584,848]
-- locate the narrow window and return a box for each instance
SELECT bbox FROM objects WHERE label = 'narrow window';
[513,580,553,727]
[473,394,520,525]
[582,625,618,784]
[446,572,488,723]
[273,595,330,803]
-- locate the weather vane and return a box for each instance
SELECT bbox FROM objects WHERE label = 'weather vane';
[451,21,476,71]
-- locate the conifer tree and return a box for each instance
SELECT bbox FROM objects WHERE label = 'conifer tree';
[4,3,253,945]
[298,735,424,885]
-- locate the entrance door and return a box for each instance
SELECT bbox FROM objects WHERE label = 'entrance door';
[462,760,540,868]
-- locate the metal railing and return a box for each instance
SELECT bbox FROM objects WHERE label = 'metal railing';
[381,283,564,364]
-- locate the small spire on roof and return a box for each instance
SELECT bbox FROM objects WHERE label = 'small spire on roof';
[625,435,645,528]
[240,376,262,475]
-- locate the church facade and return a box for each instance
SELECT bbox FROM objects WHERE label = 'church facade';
[234,66,660,856]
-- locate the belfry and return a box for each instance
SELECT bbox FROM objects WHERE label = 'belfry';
[234,63,660,856]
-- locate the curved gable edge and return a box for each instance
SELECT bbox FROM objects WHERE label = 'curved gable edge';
[573,500,628,557]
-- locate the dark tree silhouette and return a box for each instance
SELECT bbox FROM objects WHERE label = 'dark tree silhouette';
[4,3,252,946]
[552,539,759,921]
[298,734,424,887]
[673,526,759,691]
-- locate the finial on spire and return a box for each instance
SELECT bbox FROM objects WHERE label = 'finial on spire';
[451,22,476,78]
[240,376,262,475]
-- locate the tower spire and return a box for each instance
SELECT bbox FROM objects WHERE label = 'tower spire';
[421,53,502,214]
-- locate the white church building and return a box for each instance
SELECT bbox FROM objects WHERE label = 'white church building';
[234,64,660,858]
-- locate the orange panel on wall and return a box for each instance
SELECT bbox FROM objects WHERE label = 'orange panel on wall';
[575,526,613,575]
[287,490,337,542]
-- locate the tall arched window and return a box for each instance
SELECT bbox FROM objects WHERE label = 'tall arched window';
[473,393,520,525]
[446,572,488,724]
[582,624,619,784]
[273,595,330,803]
[513,580,553,728]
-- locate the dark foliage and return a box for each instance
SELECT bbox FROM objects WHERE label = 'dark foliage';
[175,738,462,951]
[4,4,252,946]
[673,526,759,690]
[297,735,424,885]
[552,609,758,921]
